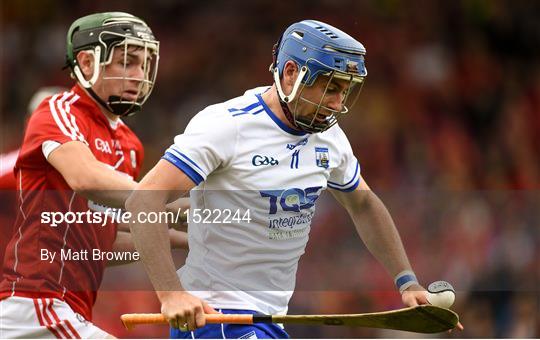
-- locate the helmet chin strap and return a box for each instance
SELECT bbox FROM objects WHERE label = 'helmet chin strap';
[273,65,310,132]
[279,98,299,129]
[108,96,142,116]
[85,87,117,114]
[74,49,142,117]
[86,89,141,117]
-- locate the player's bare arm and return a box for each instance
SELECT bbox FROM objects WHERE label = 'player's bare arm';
[47,141,136,208]
[165,197,190,231]
[332,177,463,330]
[48,141,190,249]
[126,159,218,331]
[330,176,428,305]
[107,229,188,267]
[117,221,189,247]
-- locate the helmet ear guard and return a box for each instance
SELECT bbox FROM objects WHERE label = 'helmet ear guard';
[72,46,101,88]
[273,64,308,104]
[270,20,367,133]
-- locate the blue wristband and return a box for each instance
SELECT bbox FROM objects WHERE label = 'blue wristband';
[394,270,418,293]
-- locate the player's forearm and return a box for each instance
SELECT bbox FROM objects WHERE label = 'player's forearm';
[169,229,189,249]
[165,197,189,230]
[83,190,132,209]
[348,191,414,277]
[107,231,139,266]
[126,190,185,292]
[107,229,188,267]
[77,163,136,208]
[48,141,136,208]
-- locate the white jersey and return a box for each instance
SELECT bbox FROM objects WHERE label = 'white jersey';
[163,87,360,315]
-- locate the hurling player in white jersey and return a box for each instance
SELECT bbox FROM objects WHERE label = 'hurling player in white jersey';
[127,20,440,338]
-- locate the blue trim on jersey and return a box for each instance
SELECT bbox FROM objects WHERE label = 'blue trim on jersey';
[251,107,265,115]
[328,177,360,192]
[170,309,290,339]
[231,107,265,117]
[255,93,307,136]
[232,111,251,117]
[327,161,360,192]
[169,146,205,172]
[229,102,265,117]
[228,101,261,113]
[162,152,204,185]
[327,161,360,188]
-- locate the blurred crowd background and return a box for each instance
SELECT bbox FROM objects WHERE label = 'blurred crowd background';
[1,0,539,338]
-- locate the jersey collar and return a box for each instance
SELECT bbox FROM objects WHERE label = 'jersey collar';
[255,93,307,136]
[73,84,122,130]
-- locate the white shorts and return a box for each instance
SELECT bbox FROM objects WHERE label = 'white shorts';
[0,296,110,339]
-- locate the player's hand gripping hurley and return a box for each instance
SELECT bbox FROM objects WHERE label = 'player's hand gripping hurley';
[121,305,459,334]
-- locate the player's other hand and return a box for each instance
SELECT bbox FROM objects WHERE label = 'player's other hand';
[159,291,219,331]
[401,283,428,307]
[401,284,464,332]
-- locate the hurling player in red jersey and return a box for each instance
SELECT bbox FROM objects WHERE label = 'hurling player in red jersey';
[0,12,185,338]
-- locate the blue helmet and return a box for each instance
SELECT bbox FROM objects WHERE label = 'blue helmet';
[273,20,367,86]
[270,20,367,133]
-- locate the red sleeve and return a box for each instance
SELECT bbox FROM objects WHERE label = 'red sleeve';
[17,93,89,168]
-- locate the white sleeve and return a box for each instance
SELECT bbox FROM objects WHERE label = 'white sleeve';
[327,128,361,192]
[42,140,61,159]
[162,108,237,185]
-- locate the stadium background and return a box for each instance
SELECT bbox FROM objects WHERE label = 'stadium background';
[1,0,539,337]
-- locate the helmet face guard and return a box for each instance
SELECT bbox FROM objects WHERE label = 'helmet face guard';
[98,32,159,116]
[66,12,159,116]
[271,20,367,133]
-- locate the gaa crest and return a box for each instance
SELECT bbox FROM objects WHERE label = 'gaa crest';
[315,147,329,168]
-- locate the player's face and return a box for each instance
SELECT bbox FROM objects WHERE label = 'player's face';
[92,45,154,102]
[292,75,351,125]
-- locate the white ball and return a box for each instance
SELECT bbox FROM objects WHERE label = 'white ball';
[426,281,455,308]
[426,290,455,308]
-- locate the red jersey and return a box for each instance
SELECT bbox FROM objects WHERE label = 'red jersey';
[0,84,144,321]
[0,149,19,269]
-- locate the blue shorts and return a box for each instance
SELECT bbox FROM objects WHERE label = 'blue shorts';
[170,309,290,339]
